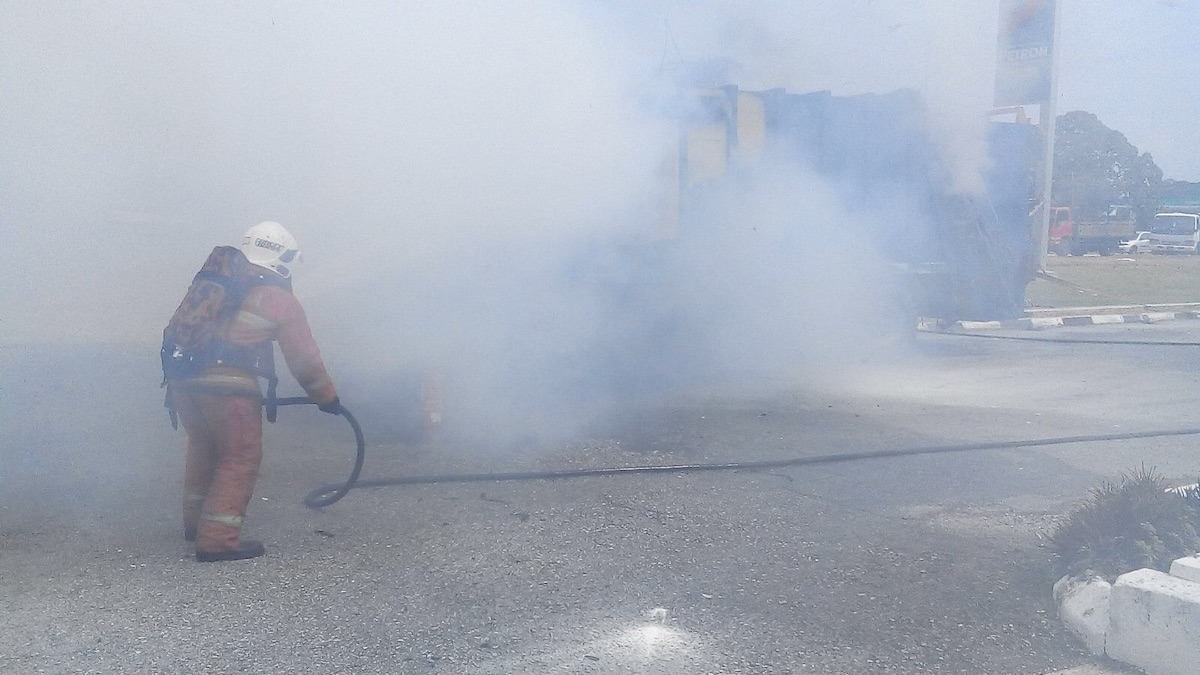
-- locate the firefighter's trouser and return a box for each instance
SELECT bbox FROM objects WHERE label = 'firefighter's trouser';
[174,388,263,552]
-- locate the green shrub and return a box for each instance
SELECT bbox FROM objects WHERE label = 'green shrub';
[1183,482,1200,524]
[1051,466,1200,580]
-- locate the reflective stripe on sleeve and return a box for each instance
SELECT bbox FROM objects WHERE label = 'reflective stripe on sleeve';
[185,493,207,503]
[302,374,334,392]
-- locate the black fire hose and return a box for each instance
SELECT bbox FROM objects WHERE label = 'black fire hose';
[272,396,366,509]
[266,393,1200,504]
[334,426,1200,491]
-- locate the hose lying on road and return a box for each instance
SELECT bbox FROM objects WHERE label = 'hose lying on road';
[273,322,1197,506]
[299,423,1200,499]
[273,396,366,509]
[920,329,1200,347]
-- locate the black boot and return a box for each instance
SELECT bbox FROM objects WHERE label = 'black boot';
[196,540,266,562]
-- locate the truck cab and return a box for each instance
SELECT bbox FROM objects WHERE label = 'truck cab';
[1150,212,1200,254]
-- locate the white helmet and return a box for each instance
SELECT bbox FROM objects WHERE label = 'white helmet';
[241,221,300,279]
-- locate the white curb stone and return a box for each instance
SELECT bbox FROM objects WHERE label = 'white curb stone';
[1169,555,1200,584]
[958,320,1003,330]
[1106,568,1200,675]
[1030,316,1065,328]
[1053,575,1110,656]
[1091,314,1125,325]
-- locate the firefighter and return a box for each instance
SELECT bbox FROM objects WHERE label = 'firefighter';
[169,221,339,562]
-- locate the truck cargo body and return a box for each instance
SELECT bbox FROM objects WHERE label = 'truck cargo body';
[665,85,1040,322]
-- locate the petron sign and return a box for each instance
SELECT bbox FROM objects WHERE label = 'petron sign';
[994,0,1057,106]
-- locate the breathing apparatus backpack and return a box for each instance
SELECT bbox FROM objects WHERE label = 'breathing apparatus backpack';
[161,246,288,427]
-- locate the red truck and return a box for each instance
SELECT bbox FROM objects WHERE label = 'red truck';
[1049,205,1137,256]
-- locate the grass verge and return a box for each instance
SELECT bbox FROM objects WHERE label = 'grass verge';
[1026,254,1200,309]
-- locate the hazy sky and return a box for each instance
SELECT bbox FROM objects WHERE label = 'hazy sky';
[1057,0,1200,181]
[612,0,1200,180]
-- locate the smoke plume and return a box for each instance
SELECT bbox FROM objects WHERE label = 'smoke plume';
[1,2,1005,446]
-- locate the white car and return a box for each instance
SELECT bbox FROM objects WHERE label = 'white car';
[1119,231,1152,254]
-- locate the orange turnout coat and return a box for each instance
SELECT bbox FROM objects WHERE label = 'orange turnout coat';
[172,277,336,553]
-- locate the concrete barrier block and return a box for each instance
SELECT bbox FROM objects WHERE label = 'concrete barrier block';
[1053,574,1110,656]
[1169,555,1200,584]
[1107,568,1200,675]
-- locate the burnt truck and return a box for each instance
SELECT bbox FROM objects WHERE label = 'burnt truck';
[658,85,1042,324]
[351,85,1044,439]
[1048,205,1137,256]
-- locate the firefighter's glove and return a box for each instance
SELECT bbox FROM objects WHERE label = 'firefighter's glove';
[318,396,342,415]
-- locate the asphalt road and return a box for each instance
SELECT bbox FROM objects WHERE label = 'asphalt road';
[6,321,1198,674]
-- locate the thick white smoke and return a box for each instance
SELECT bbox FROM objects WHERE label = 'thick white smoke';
[0,1,1005,446]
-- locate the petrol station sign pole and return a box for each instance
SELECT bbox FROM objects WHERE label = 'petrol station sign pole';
[995,0,1060,268]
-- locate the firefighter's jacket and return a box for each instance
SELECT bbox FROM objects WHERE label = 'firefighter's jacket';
[177,283,337,405]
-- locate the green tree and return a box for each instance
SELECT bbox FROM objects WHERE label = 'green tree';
[1052,111,1162,226]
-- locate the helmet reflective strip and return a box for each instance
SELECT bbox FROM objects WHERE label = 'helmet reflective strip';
[279,248,298,263]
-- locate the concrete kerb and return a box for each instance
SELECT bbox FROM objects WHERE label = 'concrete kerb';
[1106,568,1200,675]
[947,310,1200,332]
[1055,563,1200,675]
[1054,486,1200,675]
[1028,302,1200,318]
